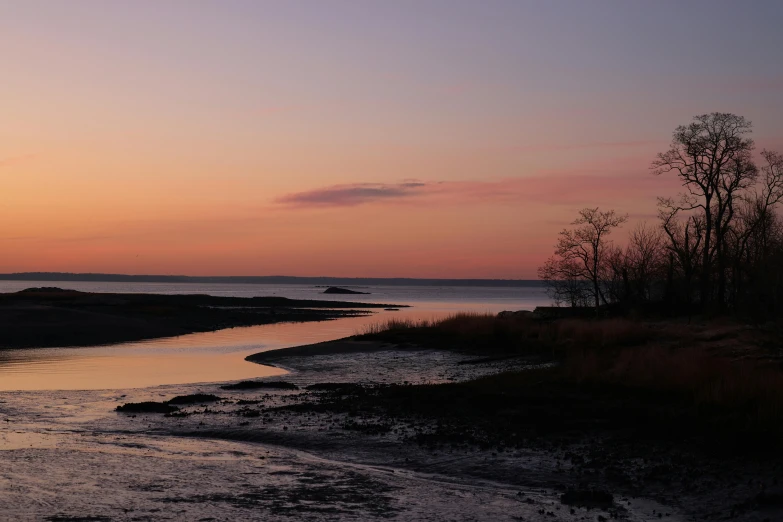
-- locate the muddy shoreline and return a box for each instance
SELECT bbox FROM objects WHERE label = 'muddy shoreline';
[2,317,781,520]
[104,335,783,521]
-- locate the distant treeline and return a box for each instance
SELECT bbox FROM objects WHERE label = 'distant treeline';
[539,113,783,319]
[0,272,543,288]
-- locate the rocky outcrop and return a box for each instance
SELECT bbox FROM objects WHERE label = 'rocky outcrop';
[323,287,370,295]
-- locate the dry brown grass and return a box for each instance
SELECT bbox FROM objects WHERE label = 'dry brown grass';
[361,312,655,352]
[359,317,437,335]
[567,344,783,425]
[363,312,783,429]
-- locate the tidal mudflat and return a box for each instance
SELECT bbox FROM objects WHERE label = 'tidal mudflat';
[1,341,676,522]
[112,315,783,521]
[2,302,781,520]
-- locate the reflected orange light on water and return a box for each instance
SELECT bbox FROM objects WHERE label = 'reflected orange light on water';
[0,305,491,391]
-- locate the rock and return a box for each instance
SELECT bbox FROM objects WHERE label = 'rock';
[497,310,535,319]
[116,401,178,414]
[221,380,299,390]
[533,306,595,319]
[322,287,370,295]
[166,394,222,405]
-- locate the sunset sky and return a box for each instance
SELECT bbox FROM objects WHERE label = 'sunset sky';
[2,0,783,278]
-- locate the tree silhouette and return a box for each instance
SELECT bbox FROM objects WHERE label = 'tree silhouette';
[542,207,627,310]
[651,113,756,309]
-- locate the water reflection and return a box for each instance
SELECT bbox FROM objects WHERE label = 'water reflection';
[0,299,547,391]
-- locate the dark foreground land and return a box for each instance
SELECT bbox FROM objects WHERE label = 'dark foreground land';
[5,304,782,519]
[0,287,402,349]
[106,313,783,520]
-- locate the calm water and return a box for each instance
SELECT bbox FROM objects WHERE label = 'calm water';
[0,281,550,391]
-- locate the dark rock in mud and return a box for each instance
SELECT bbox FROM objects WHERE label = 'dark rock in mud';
[496,310,535,319]
[221,380,299,390]
[560,486,614,509]
[116,402,179,414]
[166,393,222,405]
[164,411,191,418]
[323,287,369,295]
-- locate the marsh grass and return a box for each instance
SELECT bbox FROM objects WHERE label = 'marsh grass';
[361,312,783,435]
[360,312,654,353]
[360,317,437,334]
[579,345,783,426]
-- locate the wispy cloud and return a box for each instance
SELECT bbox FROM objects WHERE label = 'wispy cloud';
[276,182,428,207]
[276,173,682,209]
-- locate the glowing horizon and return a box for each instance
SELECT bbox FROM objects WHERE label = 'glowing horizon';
[2,1,782,279]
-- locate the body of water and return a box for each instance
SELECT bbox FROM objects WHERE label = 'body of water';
[0,281,551,391]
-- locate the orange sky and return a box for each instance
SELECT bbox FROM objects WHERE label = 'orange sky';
[2,2,782,278]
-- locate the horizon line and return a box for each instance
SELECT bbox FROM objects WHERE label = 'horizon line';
[0,272,542,287]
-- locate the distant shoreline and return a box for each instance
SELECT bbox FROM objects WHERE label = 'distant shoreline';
[0,288,402,350]
[0,272,543,287]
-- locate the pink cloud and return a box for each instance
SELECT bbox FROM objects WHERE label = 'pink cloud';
[276,173,683,209]
[276,182,428,207]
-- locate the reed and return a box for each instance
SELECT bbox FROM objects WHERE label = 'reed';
[362,312,783,429]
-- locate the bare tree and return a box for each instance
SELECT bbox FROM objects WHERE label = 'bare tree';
[549,207,628,309]
[759,150,783,214]
[651,113,756,309]
[625,222,666,302]
[537,256,590,307]
[727,150,783,311]
[657,197,705,311]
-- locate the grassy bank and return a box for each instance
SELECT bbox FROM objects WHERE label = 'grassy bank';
[354,313,783,449]
[359,312,652,355]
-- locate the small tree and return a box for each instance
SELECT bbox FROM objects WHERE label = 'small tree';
[541,207,628,309]
[606,222,666,305]
[538,256,591,307]
[657,198,705,311]
[727,149,783,314]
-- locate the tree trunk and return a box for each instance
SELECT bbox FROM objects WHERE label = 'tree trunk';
[701,206,712,308]
[665,253,674,311]
[717,242,726,312]
[622,267,631,305]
